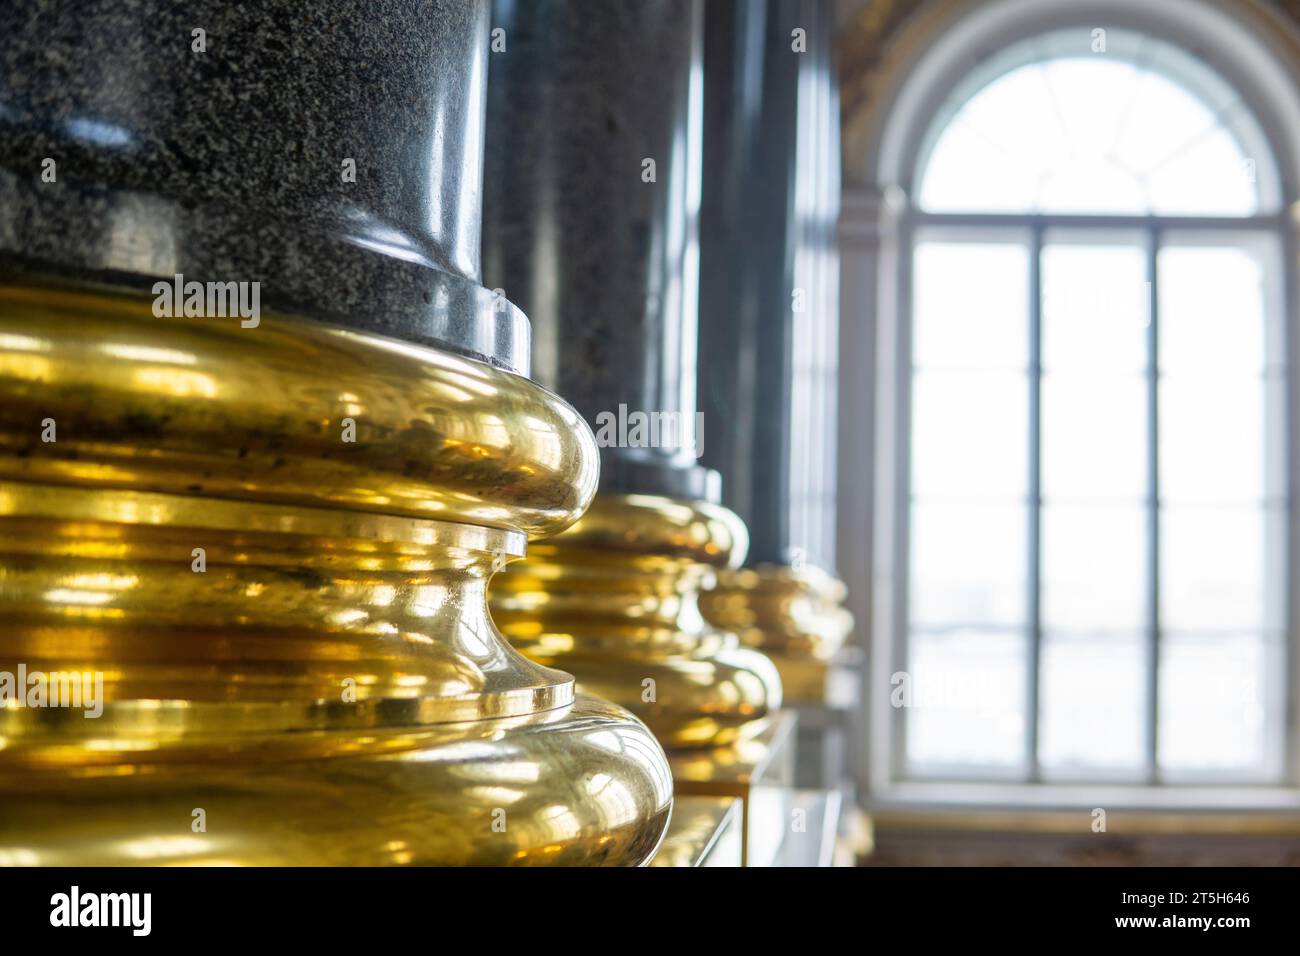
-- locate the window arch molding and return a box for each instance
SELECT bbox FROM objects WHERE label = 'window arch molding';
[863,0,1300,201]
[839,0,1300,802]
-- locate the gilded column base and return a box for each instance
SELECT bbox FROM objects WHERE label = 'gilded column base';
[700,563,855,707]
[766,650,864,708]
[0,281,673,866]
[490,493,792,865]
[2,686,671,866]
[702,563,859,797]
[490,493,783,750]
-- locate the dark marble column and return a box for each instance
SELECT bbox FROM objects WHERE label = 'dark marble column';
[0,0,528,374]
[482,0,717,500]
[697,0,842,566]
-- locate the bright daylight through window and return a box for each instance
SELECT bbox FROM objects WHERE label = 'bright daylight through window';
[901,28,1288,784]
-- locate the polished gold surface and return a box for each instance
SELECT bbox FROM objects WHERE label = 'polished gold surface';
[702,563,853,659]
[764,654,840,704]
[490,492,783,749]
[670,711,798,867]
[649,796,742,867]
[700,562,854,705]
[3,692,672,865]
[669,711,794,790]
[0,281,597,536]
[0,280,672,865]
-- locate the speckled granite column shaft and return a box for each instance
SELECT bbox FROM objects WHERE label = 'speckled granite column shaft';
[0,0,529,373]
[697,0,842,565]
[481,0,717,499]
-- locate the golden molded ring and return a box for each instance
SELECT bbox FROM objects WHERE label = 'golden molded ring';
[526,493,749,567]
[0,281,598,536]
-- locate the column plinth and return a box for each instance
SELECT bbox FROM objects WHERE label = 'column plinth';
[701,563,855,706]
[0,283,672,866]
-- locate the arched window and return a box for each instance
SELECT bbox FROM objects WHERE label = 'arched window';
[890,25,1292,784]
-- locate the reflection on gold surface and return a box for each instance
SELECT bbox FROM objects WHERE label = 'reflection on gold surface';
[0,282,597,536]
[490,494,782,749]
[649,796,742,867]
[700,563,854,704]
[0,280,672,865]
[668,712,798,867]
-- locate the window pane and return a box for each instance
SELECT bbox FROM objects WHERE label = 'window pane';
[1160,378,1265,503]
[955,61,1066,172]
[1160,245,1269,374]
[1119,70,1225,175]
[906,628,1027,771]
[1039,631,1146,774]
[912,371,1027,499]
[1147,131,1259,216]
[1042,242,1148,374]
[1044,59,1145,172]
[1041,506,1146,630]
[1038,157,1148,214]
[910,503,1026,627]
[913,241,1028,370]
[919,116,1041,213]
[1161,508,1284,631]
[1041,374,1147,501]
[1158,632,1282,776]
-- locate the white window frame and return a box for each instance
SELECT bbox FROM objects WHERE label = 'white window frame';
[839,0,1300,812]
